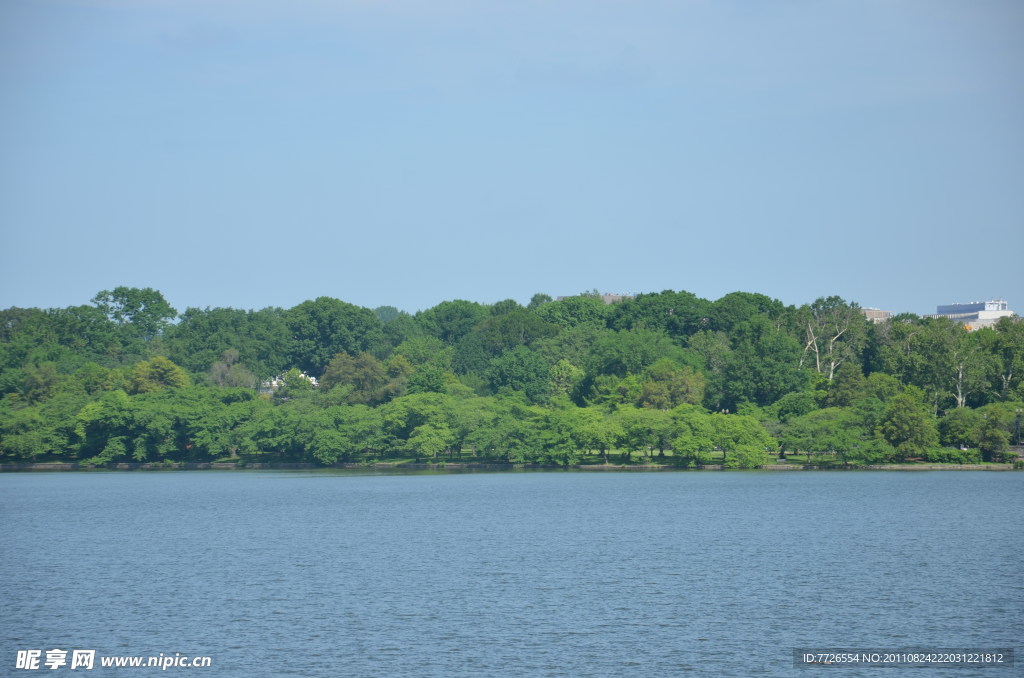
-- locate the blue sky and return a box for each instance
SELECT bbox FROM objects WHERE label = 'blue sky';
[2,0,1022,316]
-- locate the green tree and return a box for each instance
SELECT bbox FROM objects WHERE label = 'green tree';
[416,300,489,345]
[407,363,450,395]
[938,407,982,449]
[487,346,551,404]
[976,404,1015,462]
[131,356,190,394]
[92,287,177,340]
[668,405,715,467]
[475,309,558,357]
[709,292,787,334]
[408,423,456,459]
[614,407,674,460]
[373,306,404,324]
[876,392,939,461]
[586,328,692,378]
[534,295,610,329]
[637,358,705,410]
[74,389,136,462]
[320,351,389,404]
[527,293,553,310]
[770,391,817,422]
[548,359,584,400]
[572,407,622,463]
[686,330,732,410]
[489,299,523,316]
[782,407,873,466]
[272,368,316,402]
[987,318,1024,401]
[609,290,712,338]
[722,315,808,409]
[165,306,291,378]
[825,361,868,407]
[207,349,257,389]
[711,413,774,468]
[23,362,61,403]
[797,296,867,381]
[392,336,452,368]
[284,298,385,375]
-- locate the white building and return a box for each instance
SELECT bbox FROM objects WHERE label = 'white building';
[860,308,893,324]
[258,371,319,394]
[928,299,1015,330]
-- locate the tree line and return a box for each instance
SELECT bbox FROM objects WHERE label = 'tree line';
[1,286,1022,467]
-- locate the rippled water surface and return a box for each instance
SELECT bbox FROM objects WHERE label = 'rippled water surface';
[2,470,1021,676]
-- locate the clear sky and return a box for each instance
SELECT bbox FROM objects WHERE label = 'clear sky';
[2,0,1022,316]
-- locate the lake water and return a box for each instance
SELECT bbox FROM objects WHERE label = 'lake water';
[1,470,1021,677]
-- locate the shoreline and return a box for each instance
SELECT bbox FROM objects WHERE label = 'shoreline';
[1,462,1019,473]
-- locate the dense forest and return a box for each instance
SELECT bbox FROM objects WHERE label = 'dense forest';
[2,287,1022,468]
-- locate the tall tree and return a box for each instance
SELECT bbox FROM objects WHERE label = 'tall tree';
[284,298,385,375]
[722,316,808,409]
[486,346,551,404]
[534,295,611,329]
[709,291,786,333]
[92,287,177,340]
[131,356,190,394]
[876,392,939,461]
[798,296,866,381]
[985,318,1024,401]
[637,358,705,410]
[416,300,489,345]
[609,290,712,338]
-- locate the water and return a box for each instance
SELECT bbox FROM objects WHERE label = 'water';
[1,470,1021,676]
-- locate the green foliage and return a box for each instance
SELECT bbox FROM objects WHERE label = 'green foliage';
[975,403,1016,462]
[771,391,817,422]
[586,329,691,378]
[711,413,774,468]
[320,351,398,404]
[709,292,786,333]
[92,287,177,340]
[3,287,1022,467]
[163,306,291,378]
[938,407,982,449]
[285,298,385,375]
[489,299,522,316]
[533,296,610,329]
[373,306,405,324]
[669,405,715,467]
[131,356,191,393]
[548,359,584,400]
[609,290,712,338]
[921,446,981,464]
[614,407,673,458]
[877,393,939,461]
[637,359,705,410]
[416,300,489,345]
[487,346,551,404]
[722,316,808,408]
[475,310,558,357]
[407,363,450,395]
[207,350,257,389]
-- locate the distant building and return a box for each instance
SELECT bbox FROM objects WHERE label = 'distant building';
[259,371,319,395]
[927,299,1015,330]
[598,293,632,304]
[556,292,634,304]
[860,308,892,324]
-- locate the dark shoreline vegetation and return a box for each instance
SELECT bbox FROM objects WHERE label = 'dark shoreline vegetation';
[2,462,1020,473]
[2,287,1022,469]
